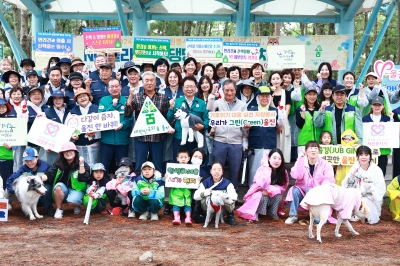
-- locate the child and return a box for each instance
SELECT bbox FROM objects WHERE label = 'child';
[106,157,136,216]
[169,149,196,225]
[131,161,164,221]
[83,163,109,213]
[319,83,334,104]
[387,175,400,221]
[335,129,359,185]
[319,131,332,145]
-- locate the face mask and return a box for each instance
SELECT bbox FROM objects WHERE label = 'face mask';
[191,157,203,165]
[50,63,56,68]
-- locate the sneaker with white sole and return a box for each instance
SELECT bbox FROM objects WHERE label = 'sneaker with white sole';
[150,213,159,221]
[350,215,360,222]
[74,206,81,215]
[54,208,63,219]
[139,211,150,220]
[285,216,298,225]
[128,209,136,218]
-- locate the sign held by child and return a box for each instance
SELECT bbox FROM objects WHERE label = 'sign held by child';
[165,163,200,189]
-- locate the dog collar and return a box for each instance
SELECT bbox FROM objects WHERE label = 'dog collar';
[210,202,221,212]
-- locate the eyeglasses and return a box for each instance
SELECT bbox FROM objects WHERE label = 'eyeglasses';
[184,85,196,89]
[109,85,120,89]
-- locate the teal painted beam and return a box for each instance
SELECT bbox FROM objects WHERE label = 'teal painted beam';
[254,15,338,23]
[149,13,233,22]
[356,0,399,85]
[343,0,363,21]
[48,12,127,20]
[215,0,237,10]
[337,11,354,80]
[236,0,251,36]
[39,0,56,8]
[128,0,144,18]
[20,0,41,15]
[250,0,274,10]
[350,0,383,72]
[143,0,163,9]
[318,0,345,10]
[115,0,129,35]
[121,0,131,8]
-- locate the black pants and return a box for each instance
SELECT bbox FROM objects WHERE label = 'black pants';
[106,190,127,209]
[133,197,161,214]
[378,155,388,177]
[0,160,13,189]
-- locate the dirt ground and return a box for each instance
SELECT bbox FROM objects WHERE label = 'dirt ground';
[0,202,398,266]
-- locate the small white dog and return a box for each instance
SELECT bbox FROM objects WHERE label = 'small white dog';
[174,106,204,148]
[13,175,47,220]
[203,192,233,228]
[300,183,370,243]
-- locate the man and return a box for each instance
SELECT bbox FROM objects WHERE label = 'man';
[23,70,40,95]
[119,62,142,98]
[125,71,173,174]
[89,63,113,105]
[98,78,134,174]
[89,54,116,81]
[106,52,120,73]
[40,66,67,94]
[19,58,35,84]
[314,85,363,145]
[56,58,71,82]
[207,79,248,191]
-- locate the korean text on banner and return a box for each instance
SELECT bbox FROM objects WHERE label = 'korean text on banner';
[222,42,260,68]
[362,122,399,148]
[0,199,8,222]
[34,32,73,58]
[82,26,122,54]
[0,118,28,146]
[131,97,172,137]
[65,111,120,133]
[319,145,380,165]
[208,111,276,127]
[133,38,170,64]
[27,118,75,152]
[165,163,200,189]
[267,45,305,69]
[186,38,223,63]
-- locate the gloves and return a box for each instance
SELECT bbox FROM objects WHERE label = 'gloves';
[204,189,212,197]
[89,191,99,199]
[89,184,97,192]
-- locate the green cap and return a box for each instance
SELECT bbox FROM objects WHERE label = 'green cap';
[258,86,271,95]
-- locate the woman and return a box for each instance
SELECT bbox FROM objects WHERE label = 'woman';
[342,145,386,224]
[154,58,169,90]
[216,63,227,85]
[296,86,322,154]
[227,66,241,85]
[0,98,13,189]
[164,69,184,99]
[250,63,267,88]
[41,142,91,218]
[196,76,214,104]
[0,58,12,88]
[193,162,238,225]
[68,88,100,167]
[270,71,292,163]
[183,57,198,78]
[170,62,182,73]
[1,70,22,98]
[65,72,84,110]
[285,140,335,225]
[56,58,71,82]
[342,71,368,109]
[26,86,48,151]
[236,79,258,110]
[70,57,89,80]
[362,96,393,176]
[301,63,340,91]
[237,149,289,221]
[241,68,250,80]
[201,63,220,97]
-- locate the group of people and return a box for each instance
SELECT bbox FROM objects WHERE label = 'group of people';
[1,54,400,224]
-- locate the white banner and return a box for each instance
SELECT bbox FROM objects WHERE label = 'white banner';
[267,45,306,69]
[208,111,276,127]
[65,111,120,133]
[362,122,400,148]
[0,199,9,222]
[0,118,28,146]
[165,163,200,189]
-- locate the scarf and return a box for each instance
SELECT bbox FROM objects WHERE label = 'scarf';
[27,100,43,115]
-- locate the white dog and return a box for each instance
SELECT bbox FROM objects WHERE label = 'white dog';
[13,175,47,220]
[203,192,234,228]
[174,106,204,148]
[300,183,370,243]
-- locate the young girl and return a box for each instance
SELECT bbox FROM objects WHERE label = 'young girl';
[320,83,334,105]
[319,131,332,145]
[83,163,109,214]
[237,149,289,222]
[335,129,359,185]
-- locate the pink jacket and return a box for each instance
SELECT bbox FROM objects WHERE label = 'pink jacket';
[237,155,289,221]
[285,156,335,202]
[106,176,136,205]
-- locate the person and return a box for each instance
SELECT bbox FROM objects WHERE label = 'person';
[237,149,289,222]
[227,66,241,85]
[167,76,209,161]
[296,86,322,154]
[43,57,60,78]
[26,86,48,150]
[23,69,41,94]
[141,63,154,73]
[169,149,196,225]
[335,129,359,185]
[362,96,393,176]
[342,145,386,224]
[164,69,184,99]
[387,175,400,221]
[41,142,91,218]
[154,58,169,90]
[89,54,108,81]
[196,75,216,105]
[89,63,113,105]
[0,98,14,190]
[83,163,109,214]
[216,63,227,85]
[319,131,332,145]
[285,141,335,225]
[207,79,248,191]
[0,58,13,88]
[193,162,238,225]
[56,58,71,82]
[236,79,259,110]
[106,52,120,73]
[245,86,279,185]
[6,147,54,215]
[1,70,22,95]
[183,57,198,78]
[201,63,218,83]
[250,63,267,88]
[106,157,136,216]
[170,63,182,73]
[302,62,340,89]
[392,105,400,177]
[270,71,292,163]
[65,72,85,110]
[19,58,35,83]
[131,161,165,221]
[98,78,133,174]
[341,71,368,109]
[70,57,89,80]
[319,83,334,104]
[314,85,363,145]
[190,148,208,180]
[125,71,172,174]
[68,88,100,167]
[241,68,250,80]
[119,62,142,98]
[41,66,67,94]
[7,87,27,118]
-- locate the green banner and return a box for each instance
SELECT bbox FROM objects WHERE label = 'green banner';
[132,37,170,64]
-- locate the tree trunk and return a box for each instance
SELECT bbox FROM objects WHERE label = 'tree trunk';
[163,20,168,36]
[181,21,185,36]
[20,9,30,57]
[300,23,306,35]
[184,21,192,36]
[274,22,280,36]
[89,20,94,28]
[13,6,21,41]
[208,22,213,36]
[223,21,229,36]
[195,21,202,36]
[202,21,208,36]
[54,19,58,32]
[314,23,322,35]
[104,20,109,27]
[328,23,335,35]
[270,23,274,36]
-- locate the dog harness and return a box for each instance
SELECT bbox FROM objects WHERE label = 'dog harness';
[210,201,221,212]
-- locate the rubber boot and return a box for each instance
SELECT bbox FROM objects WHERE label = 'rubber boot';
[185,212,192,226]
[227,212,237,225]
[172,211,181,225]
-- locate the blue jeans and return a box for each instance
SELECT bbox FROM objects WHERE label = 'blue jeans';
[213,141,242,191]
[53,182,84,205]
[100,142,129,176]
[134,138,164,174]
[172,205,191,212]
[289,187,304,216]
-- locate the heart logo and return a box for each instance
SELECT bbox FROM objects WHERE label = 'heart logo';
[373,60,395,78]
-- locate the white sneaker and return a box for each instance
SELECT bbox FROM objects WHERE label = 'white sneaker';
[255,214,259,222]
[150,213,159,221]
[350,215,360,222]
[128,209,136,218]
[74,206,81,215]
[54,208,63,219]
[285,216,298,225]
[139,211,150,220]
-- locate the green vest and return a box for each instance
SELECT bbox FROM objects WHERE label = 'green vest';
[347,94,359,108]
[289,88,305,116]
[53,169,87,192]
[298,111,323,146]
[323,108,355,135]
